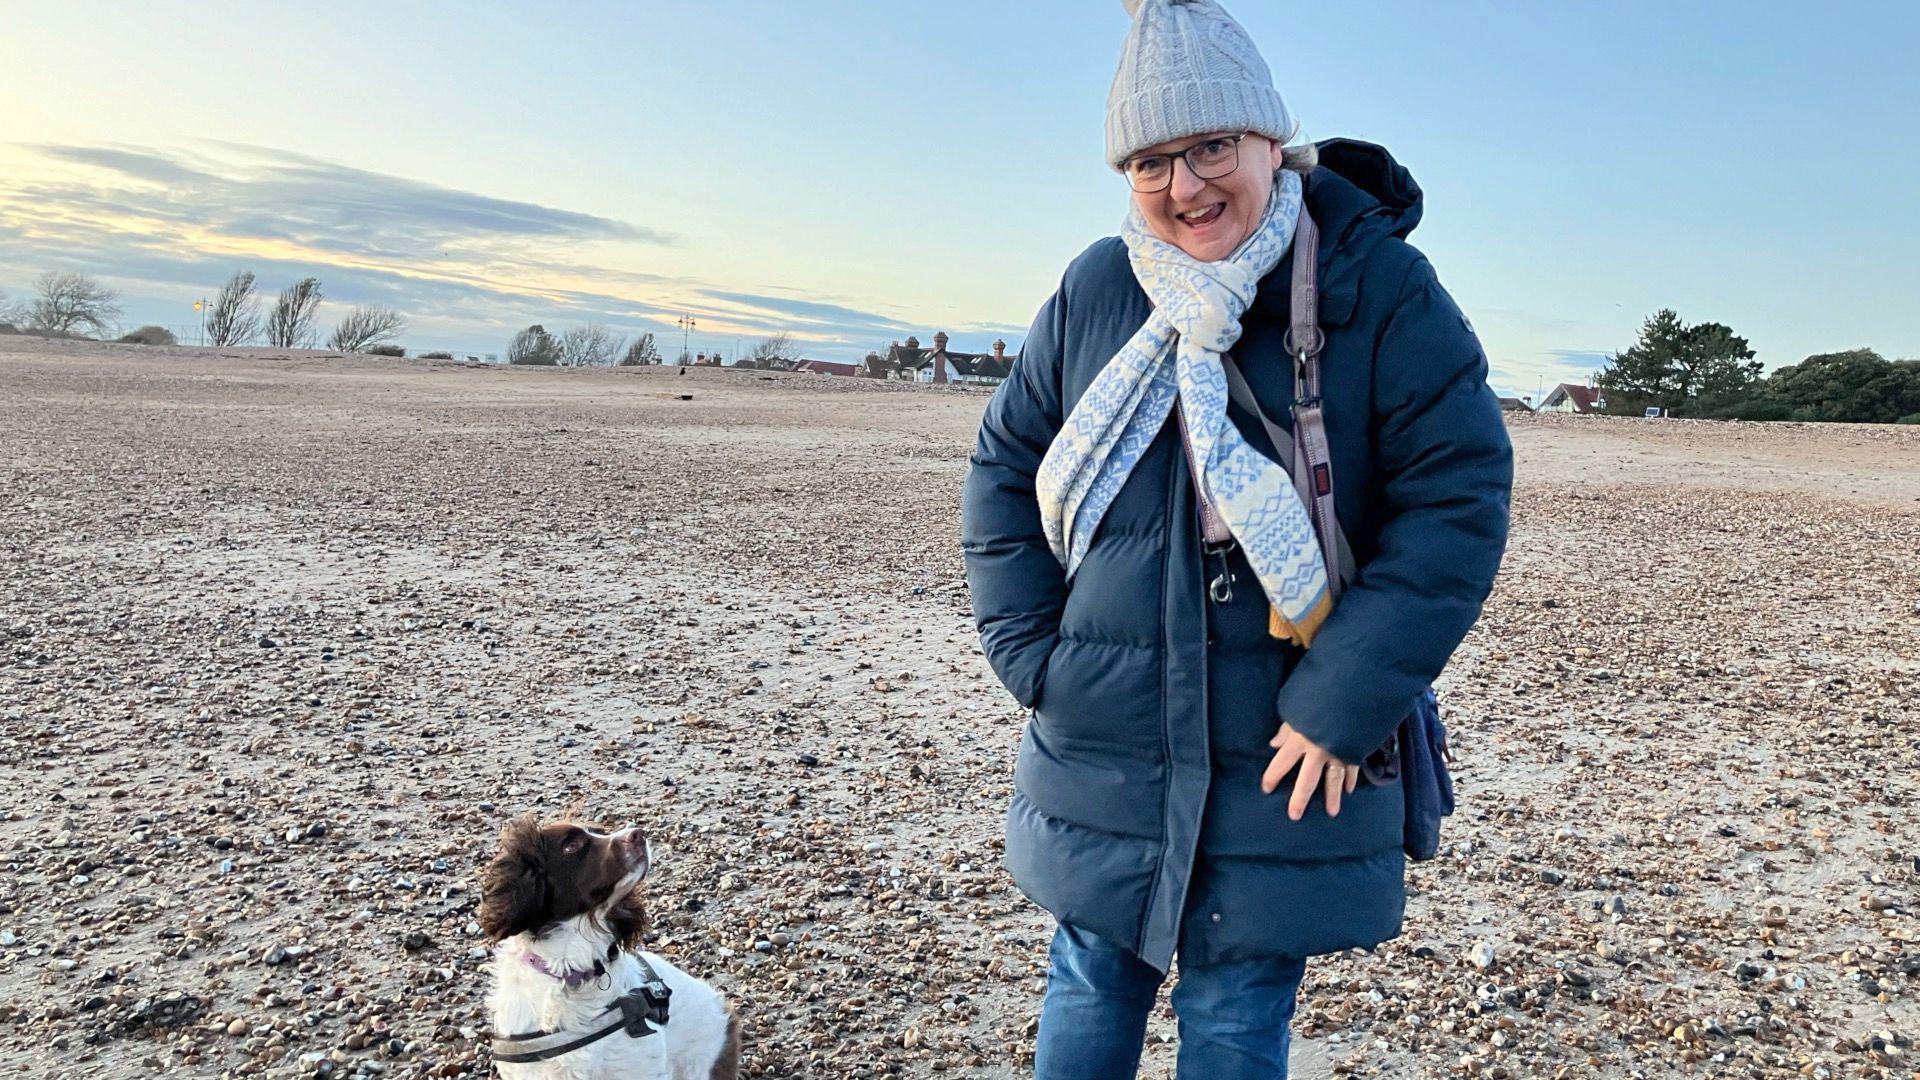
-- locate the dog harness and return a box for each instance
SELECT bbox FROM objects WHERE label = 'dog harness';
[489,950,673,1065]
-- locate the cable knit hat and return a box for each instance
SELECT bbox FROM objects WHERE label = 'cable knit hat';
[1106,0,1295,169]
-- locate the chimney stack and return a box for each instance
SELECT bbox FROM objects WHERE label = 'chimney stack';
[992,339,1007,362]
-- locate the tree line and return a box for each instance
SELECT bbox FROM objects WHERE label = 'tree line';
[1595,309,1920,424]
[504,325,796,369]
[0,270,407,353]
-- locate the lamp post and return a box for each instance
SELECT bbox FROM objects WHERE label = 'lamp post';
[676,314,697,365]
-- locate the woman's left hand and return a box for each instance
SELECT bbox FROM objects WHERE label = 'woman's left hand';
[1262,722,1358,820]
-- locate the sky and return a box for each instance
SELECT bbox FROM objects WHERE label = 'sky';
[1,0,1916,395]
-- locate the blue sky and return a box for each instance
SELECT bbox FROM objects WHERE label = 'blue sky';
[1,1,1915,394]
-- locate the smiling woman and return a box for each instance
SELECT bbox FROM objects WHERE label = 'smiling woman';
[960,1,1515,1077]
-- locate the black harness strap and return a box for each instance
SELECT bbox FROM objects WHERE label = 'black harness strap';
[490,955,674,1065]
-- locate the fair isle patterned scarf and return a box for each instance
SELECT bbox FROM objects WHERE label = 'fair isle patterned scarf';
[1035,168,1332,647]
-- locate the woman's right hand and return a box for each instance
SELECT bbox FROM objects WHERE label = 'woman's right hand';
[1261,721,1358,819]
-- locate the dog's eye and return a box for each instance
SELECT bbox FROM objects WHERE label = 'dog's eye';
[562,834,586,854]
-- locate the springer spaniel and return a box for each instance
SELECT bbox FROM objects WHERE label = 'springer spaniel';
[478,816,740,1079]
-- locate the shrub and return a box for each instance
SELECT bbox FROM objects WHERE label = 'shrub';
[0,323,17,335]
[1898,413,1920,425]
[509,324,561,365]
[419,351,453,360]
[1727,398,1792,422]
[118,325,179,346]
[368,345,405,357]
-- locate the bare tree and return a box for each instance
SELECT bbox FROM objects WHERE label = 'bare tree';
[559,323,624,367]
[749,332,796,369]
[328,305,406,352]
[509,324,560,365]
[266,277,324,348]
[0,289,22,327]
[620,332,661,366]
[27,271,122,336]
[205,270,262,347]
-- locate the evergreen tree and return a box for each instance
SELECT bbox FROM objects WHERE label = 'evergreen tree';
[1764,349,1920,423]
[1596,309,1760,416]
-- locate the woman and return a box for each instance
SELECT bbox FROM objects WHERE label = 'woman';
[960,1,1514,1077]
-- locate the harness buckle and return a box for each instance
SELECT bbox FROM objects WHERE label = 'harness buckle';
[616,982,672,1038]
[1208,570,1235,605]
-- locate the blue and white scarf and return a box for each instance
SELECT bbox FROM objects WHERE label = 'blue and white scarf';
[1036,168,1332,645]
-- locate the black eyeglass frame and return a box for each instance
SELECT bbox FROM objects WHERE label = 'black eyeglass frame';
[1121,132,1252,193]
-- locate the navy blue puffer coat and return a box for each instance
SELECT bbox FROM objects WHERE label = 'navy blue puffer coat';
[961,140,1513,972]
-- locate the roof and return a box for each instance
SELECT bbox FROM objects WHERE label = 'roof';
[886,344,932,369]
[945,352,1013,380]
[1497,396,1533,412]
[1547,383,1605,413]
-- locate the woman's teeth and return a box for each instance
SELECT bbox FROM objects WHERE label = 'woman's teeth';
[1178,204,1225,227]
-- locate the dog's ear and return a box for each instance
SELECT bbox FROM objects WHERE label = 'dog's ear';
[478,815,550,942]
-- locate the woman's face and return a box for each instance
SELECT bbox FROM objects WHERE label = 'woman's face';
[1128,132,1286,263]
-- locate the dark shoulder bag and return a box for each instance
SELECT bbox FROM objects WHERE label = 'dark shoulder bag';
[1217,209,1455,862]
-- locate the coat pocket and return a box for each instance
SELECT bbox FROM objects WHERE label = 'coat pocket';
[1031,636,1163,751]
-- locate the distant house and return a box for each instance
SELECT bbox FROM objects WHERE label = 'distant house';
[790,359,861,377]
[863,332,1014,385]
[1497,396,1534,413]
[1538,383,1607,414]
[864,336,927,380]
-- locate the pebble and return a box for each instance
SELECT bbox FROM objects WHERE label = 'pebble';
[1468,941,1496,971]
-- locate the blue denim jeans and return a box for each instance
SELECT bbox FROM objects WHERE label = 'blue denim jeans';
[1033,924,1307,1080]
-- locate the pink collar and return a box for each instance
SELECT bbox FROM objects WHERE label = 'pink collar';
[524,952,608,990]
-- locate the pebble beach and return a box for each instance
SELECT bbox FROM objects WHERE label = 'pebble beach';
[2,336,1916,1079]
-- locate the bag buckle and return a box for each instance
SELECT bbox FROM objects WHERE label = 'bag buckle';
[1208,569,1235,604]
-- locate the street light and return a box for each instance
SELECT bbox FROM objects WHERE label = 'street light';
[676,314,697,365]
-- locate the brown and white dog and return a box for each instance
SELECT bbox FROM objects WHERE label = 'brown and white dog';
[478,816,739,1079]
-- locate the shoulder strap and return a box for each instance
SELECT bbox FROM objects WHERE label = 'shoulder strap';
[1220,358,1293,472]
[1220,208,1357,592]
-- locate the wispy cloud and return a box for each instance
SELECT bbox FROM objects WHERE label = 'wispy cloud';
[26,142,670,258]
[1545,348,1612,370]
[0,142,945,359]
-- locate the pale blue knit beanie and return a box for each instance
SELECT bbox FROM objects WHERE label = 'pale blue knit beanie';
[1106,0,1295,168]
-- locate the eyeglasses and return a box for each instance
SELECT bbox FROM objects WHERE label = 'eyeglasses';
[1122,133,1250,193]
